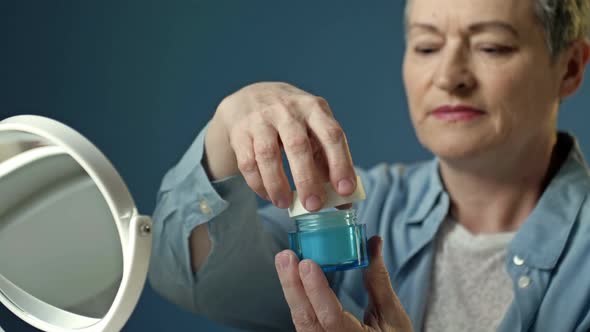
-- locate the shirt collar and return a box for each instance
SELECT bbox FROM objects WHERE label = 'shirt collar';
[405,158,445,224]
[405,133,589,270]
[509,133,589,269]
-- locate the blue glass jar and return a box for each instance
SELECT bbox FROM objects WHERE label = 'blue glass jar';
[288,209,369,272]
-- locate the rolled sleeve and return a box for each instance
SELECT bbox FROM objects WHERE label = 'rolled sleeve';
[148,123,253,311]
[158,122,229,228]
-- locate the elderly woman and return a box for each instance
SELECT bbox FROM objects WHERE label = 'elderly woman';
[148,0,590,331]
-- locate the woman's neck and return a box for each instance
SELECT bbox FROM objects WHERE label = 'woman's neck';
[439,132,562,234]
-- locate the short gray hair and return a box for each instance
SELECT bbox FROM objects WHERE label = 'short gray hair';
[534,0,590,57]
[404,0,590,58]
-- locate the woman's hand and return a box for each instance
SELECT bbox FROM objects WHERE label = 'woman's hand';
[274,236,414,332]
[205,82,357,211]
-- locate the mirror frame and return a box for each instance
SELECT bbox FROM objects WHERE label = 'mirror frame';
[0,115,152,332]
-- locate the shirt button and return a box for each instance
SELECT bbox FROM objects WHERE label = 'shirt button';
[199,200,212,214]
[513,255,525,266]
[518,276,531,289]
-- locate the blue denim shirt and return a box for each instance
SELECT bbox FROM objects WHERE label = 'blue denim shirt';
[148,126,590,332]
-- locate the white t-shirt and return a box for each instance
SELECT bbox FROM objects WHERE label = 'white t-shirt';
[423,217,516,332]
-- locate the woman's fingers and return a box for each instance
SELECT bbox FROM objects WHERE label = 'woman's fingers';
[298,260,362,332]
[230,128,269,200]
[224,83,356,208]
[363,236,413,330]
[251,117,292,208]
[306,102,357,197]
[275,236,413,332]
[275,251,324,332]
[276,119,326,211]
[276,250,362,332]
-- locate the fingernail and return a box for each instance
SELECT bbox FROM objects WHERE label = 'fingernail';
[370,236,383,258]
[276,252,290,271]
[305,195,322,211]
[300,260,311,277]
[337,178,354,194]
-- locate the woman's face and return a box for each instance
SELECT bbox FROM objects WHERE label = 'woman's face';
[403,0,566,162]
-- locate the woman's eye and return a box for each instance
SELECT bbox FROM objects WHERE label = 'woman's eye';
[479,45,515,55]
[414,46,439,54]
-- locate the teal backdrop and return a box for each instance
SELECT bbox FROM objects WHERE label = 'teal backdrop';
[1,1,588,331]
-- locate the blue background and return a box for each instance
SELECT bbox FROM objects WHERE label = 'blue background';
[1,1,588,331]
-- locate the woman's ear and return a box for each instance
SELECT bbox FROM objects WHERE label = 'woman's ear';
[559,39,590,98]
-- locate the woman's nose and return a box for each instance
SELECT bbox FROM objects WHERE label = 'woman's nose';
[434,46,476,94]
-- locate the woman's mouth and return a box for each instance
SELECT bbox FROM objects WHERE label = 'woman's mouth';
[430,105,486,122]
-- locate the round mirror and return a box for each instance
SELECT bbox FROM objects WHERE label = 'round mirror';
[0,116,152,332]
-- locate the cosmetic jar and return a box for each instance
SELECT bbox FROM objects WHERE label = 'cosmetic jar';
[289,209,368,272]
[287,176,368,272]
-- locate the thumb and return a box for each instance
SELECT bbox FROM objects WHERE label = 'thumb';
[363,236,413,330]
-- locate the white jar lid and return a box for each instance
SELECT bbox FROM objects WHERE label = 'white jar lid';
[288,175,366,217]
